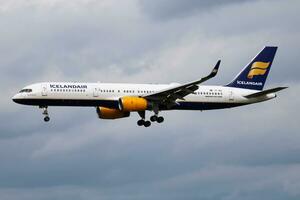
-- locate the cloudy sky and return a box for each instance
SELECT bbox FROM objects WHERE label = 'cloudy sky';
[0,0,299,199]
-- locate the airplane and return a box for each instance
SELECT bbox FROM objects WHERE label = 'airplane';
[12,46,287,127]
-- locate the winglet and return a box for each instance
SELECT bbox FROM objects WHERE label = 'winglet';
[209,60,221,78]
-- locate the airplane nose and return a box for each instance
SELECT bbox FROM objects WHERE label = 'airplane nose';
[12,93,28,105]
[12,94,17,103]
[12,94,21,103]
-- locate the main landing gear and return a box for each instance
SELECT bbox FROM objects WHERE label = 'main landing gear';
[150,115,164,123]
[137,111,164,127]
[40,106,50,122]
[137,119,151,127]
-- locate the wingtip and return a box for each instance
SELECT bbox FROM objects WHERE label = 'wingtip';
[216,60,221,68]
[212,60,221,75]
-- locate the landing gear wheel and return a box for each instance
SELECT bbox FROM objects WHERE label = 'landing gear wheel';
[157,116,164,123]
[44,116,50,122]
[137,119,145,126]
[150,115,158,122]
[144,121,151,127]
[40,106,50,122]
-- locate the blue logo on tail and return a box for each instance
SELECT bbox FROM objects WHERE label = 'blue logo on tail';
[226,46,277,90]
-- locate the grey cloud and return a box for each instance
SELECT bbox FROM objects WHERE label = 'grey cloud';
[0,0,299,199]
[0,96,299,188]
[0,107,94,139]
[139,0,254,20]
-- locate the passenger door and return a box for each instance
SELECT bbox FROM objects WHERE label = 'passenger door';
[41,83,48,96]
[229,91,234,101]
[93,87,99,97]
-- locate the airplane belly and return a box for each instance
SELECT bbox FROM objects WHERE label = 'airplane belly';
[169,101,246,110]
[13,98,120,108]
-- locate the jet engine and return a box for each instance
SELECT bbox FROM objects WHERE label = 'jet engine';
[97,107,130,119]
[119,96,149,111]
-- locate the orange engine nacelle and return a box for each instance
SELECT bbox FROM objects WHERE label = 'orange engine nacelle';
[119,96,149,112]
[97,107,130,119]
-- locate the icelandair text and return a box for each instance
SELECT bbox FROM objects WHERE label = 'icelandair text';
[237,81,262,86]
[50,84,88,89]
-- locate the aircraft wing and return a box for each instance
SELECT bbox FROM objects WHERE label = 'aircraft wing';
[143,60,220,105]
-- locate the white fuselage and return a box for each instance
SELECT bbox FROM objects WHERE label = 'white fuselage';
[12,82,276,110]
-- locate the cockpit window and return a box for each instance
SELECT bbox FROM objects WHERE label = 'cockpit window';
[19,89,32,93]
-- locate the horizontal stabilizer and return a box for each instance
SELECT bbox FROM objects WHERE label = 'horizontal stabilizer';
[244,87,288,98]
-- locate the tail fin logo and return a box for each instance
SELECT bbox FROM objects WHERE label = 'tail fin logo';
[247,62,270,79]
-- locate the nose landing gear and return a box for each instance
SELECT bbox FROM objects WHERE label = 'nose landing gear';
[40,106,50,122]
[44,116,50,122]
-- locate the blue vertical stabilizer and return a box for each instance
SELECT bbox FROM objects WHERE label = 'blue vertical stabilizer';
[226,46,277,90]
